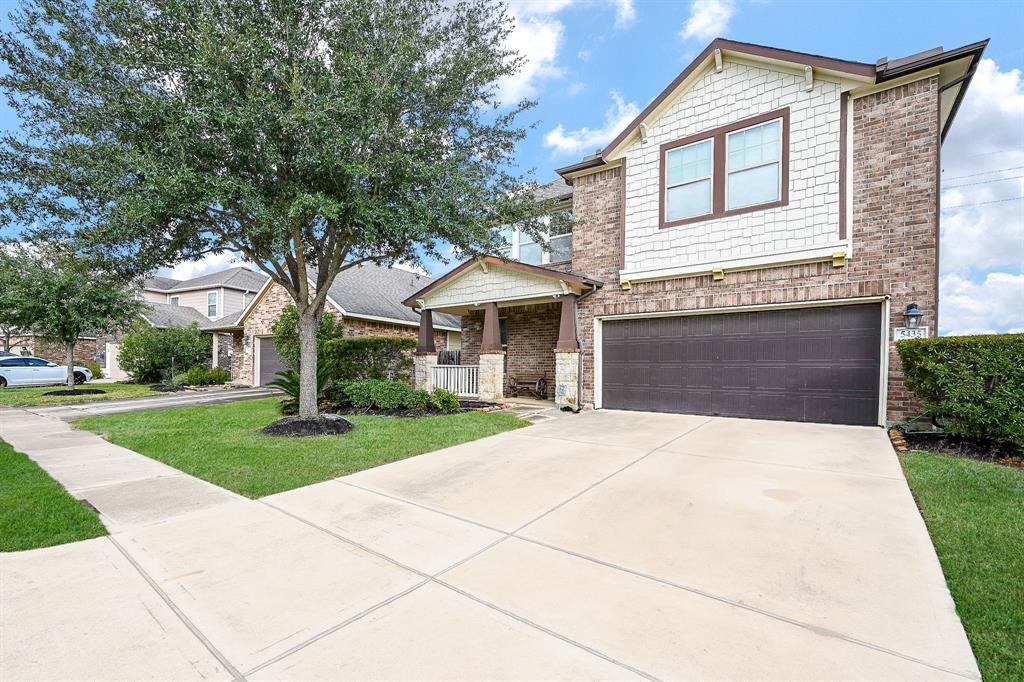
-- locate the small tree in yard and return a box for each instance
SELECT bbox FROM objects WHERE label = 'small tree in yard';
[270,305,345,372]
[4,244,141,389]
[0,249,29,351]
[118,323,211,384]
[0,0,554,423]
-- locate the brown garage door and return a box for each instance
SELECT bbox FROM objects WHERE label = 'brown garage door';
[258,337,286,386]
[601,304,882,426]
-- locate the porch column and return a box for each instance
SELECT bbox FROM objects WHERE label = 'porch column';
[478,301,504,402]
[211,333,220,368]
[554,294,581,409]
[417,309,436,353]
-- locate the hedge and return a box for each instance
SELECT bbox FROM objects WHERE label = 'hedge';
[322,336,416,383]
[897,334,1024,448]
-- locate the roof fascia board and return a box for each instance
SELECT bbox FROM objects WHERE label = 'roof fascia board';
[163,282,264,295]
[849,67,941,100]
[234,277,275,327]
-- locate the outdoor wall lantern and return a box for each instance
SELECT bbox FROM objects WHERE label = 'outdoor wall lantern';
[903,303,924,329]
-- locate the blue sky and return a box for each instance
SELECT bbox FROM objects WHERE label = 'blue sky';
[1,0,1022,334]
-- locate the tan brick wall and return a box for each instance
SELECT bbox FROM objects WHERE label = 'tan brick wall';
[461,302,560,398]
[568,77,940,423]
[235,282,447,386]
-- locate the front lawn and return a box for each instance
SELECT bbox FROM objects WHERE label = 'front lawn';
[78,398,526,497]
[901,451,1024,682]
[0,382,157,407]
[0,439,107,551]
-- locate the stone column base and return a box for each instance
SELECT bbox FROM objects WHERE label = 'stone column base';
[413,353,438,392]
[554,351,580,409]
[478,352,505,402]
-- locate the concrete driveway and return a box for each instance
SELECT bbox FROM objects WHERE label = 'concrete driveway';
[1,411,979,681]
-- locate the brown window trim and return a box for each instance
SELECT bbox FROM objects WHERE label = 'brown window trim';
[659,107,790,229]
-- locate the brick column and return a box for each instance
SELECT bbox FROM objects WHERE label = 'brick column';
[478,353,505,402]
[413,353,438,392]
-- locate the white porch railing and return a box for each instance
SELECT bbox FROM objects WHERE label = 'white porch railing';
[433,365,478,397]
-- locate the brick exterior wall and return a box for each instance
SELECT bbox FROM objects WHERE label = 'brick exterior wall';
[567,76,940,423]
[232,282,449,386]
[461,302,560,398]
[8,335,99,364]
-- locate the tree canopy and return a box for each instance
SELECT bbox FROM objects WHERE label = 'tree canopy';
[0,0,550,417]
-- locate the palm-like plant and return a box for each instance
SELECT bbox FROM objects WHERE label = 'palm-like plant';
[269,367,333,415]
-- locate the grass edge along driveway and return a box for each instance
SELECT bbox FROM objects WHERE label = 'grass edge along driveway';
[901,450,1023,682]
[0,439,107,552]
[78,398,527,498]
[0,382,157,407]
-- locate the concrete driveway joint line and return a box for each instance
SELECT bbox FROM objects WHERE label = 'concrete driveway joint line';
[107,536,248,682]
[662,448,906,480]
[324,420,979,682]
[254,500,657,681]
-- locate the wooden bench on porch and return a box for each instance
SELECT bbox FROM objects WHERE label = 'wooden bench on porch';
[507,372,548,399]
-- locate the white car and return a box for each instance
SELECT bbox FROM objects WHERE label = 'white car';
[0,356,93,388]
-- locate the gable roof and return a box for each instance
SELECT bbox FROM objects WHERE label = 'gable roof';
[163,267,269,293]
[318,263,461,330]
[534,178,572,203]
[143,275,182,291]
[560,37,987,177]
[140,302,210,329]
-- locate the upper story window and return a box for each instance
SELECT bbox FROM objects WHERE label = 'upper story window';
[207,291,218,317]
[497,211,573,266]
[660,108,789,229]
[169,295,180,306]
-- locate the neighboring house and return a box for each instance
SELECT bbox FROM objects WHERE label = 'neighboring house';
[5,333,98,364]
[206,262,462,387]
[407,38,988,427]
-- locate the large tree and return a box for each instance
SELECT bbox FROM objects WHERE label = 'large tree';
[0,247,28,351]
[0,0,551,419]
[4,244,142,388]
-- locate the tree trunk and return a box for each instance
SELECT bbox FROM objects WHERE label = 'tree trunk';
[66,341,76,390]
[296,309,320,419]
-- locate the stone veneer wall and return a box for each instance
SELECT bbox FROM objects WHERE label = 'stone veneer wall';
[232,281,448,386]
[460,302,560,398]
[569,77,940,422]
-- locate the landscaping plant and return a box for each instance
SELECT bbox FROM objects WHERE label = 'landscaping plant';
[270,306,345,371]
[0,0,559,421]
[323,336,416,383]
[898,334,1024,450]
[118,323,211,384]
[333,379,460,414]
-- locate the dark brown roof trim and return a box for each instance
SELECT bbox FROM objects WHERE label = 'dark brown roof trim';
[928,40,988,142]
[403,256,602,307]
[877,39,988,82]
[554,154,607,179]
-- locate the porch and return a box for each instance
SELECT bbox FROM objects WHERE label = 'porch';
[404,257,601,409]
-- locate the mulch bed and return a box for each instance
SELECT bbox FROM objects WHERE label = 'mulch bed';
[40,388,106,397]
[261,415,354,437]
[891,428,1023,468]
[150,384,187,393]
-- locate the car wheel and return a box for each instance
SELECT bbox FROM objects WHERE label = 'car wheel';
[0,377,6,388]
[73,372,87,385]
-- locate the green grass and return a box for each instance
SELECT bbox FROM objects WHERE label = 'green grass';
[78,398,527,498]
[0,382,158,407]
[0,439,107,551]
[901,451,1024,682]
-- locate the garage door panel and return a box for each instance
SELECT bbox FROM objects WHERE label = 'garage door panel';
[602,304,882,426]
[258,338,286,387]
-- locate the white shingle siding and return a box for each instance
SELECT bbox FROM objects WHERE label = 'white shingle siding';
[424,266,563,308]
[622,60,843,274]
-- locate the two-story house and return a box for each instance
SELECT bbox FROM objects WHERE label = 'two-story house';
[406,38,988,427]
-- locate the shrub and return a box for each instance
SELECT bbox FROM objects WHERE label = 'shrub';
[185,366,211,386]
[83,360,103,380]
[118,323,211,383]
[208,367,230,384]
[430,389,460,413]
[897,334,1024,449]
[270,305,345,370]
[323,336,416,383]
[270,366,333,415]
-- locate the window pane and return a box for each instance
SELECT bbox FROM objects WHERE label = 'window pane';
[499,319,508,346]
[548,234,572,262]
[666,140,712,185]
[519,241,543,264]
[728,120,781,171]
[666,179,711,221]
[727,163,780,209]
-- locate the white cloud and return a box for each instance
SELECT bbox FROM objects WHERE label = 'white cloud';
[496,2,572,106]
[939,272,1024,335]
[392,260,431,277]
[544,91,640,156]
[566,82,586,96]
[577,48,592,62]
[940,58,1024,277]
[157,251,254,281]
[679,0,735,42]
[609,0,635,28]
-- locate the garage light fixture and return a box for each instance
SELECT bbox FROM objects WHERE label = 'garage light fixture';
[903,303,924,329]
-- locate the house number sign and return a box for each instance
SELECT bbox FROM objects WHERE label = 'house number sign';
[893,327,929,341]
